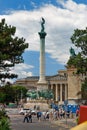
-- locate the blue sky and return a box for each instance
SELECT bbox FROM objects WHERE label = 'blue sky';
[0,0,87,82]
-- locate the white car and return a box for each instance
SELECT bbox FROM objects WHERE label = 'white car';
[19,108,31,115]
[31,109,37,115]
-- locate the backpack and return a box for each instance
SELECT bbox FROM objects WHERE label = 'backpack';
[38,112,41,116]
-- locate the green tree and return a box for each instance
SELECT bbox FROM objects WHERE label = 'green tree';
[13,85,28,105]
[0,83,15,104]
[0,19,28,82]
[67,27,87,99]
[0,84,27,105]
[67,28,87,74]
[0,92,6,103]
[4,84,15,104]
[0,109,10,130]
[71,28,87,56]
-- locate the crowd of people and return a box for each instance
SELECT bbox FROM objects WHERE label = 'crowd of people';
[41,108,74,121]
[23,107,78,123]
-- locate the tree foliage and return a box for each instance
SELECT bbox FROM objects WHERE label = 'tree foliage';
[0,18,28,81]
[71,28,87,56]
[67,27,87,99]
[12,85,28,105]
[0,109,11,130]
[67,27,87,74]
[0,84,27,104]
[0,83,15,104]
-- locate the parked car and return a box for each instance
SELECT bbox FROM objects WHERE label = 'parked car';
[31,109,37,115]
[19,108,31,115]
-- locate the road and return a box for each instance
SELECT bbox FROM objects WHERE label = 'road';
[7,108,76,130]
[10,115,59,130]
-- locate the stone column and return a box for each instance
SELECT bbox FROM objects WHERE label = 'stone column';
[55,84,58,101]
[51,84,53,90]
[38,32,47,84]
[65,84,68,100]
[37,18,48,90]
[60,84,62,102]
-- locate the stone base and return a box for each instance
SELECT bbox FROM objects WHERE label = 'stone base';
[37,82,48,91]
[24,102,49,111]
[38,79,47,84]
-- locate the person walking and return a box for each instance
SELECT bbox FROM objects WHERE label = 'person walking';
[23,111,29,123]
[28,112,32,123]
[37,111,42,122]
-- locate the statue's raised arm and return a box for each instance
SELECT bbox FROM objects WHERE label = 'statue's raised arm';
[41,17,45,32]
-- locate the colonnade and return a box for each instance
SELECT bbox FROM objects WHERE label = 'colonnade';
[49,83,68,104]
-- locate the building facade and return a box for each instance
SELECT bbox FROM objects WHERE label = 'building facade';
[15,67,83,105]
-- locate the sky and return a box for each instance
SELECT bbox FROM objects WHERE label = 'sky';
[0,0,87,82]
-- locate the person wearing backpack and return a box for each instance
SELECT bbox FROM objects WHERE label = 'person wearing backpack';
[37,111,42,122]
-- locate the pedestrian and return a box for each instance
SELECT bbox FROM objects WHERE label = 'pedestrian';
[45,111,49,120]
[66,110,70,118]
[34,105,36,110]
[28,112,32,123]
[49,111,53,121]
[59,109,63,119]
[42,111,46,120]
[23,111,29,123]
[37,111,42,122]
[76,109,79,117]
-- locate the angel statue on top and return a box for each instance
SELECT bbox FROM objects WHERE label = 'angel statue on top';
[40,17,45,32]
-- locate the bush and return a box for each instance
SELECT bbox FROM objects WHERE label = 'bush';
[0,109,11,130]
[0,109,9,119]
[0,117,11,130]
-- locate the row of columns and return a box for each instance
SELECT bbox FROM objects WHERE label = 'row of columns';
[50,83,68,103]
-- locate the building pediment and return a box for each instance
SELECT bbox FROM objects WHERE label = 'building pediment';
[48,74,67,81]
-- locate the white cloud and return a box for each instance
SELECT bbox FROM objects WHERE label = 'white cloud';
[10,63,34,79]
[0,63,34,83]
[0,0,87,78]
[57,0,87,12]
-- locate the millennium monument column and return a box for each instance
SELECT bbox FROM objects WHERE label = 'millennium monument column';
[37,17,48,90]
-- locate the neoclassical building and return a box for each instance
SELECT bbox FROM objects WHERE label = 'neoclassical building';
[15,67,83,105]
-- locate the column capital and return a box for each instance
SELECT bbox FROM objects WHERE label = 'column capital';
[38,32,47,39]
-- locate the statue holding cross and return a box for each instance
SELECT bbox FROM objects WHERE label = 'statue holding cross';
[40,17,45,32]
